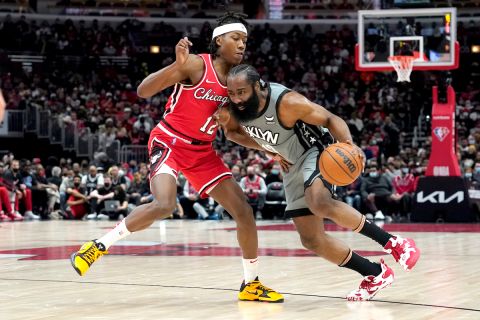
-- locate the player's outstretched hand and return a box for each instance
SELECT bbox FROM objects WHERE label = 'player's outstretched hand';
[345,140,366,171]
[175,37,193,66]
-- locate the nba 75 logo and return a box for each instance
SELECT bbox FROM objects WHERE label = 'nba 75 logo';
[433,127,449,142]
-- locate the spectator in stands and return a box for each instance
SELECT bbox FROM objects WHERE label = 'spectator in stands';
[264,164,283,185]
[0,162,16,220]
[348,112,364,138]
[81,165,104,196]
[80,160,89,176]
[32,164,60,218]
[385,158,407,183]
[87,175,114,220]
[231,165,242,182]
[383,116,401,158]
[72,162,82,177]
[252,162,267,179]
[471,163,480,189]
[3,160,38,220]
[128,172,149,205]
[108,165,127,190]
[60,169,74,212]
[47,166,63,218]
[65,175,88,220]
[240,166,267,219]
[361,163,395,222]
[172,196,185,219]
[392,165,416,220]
[133,114,152,135]
[49,167,62,188]
[180,180,211,220]
[100,186,129,220]
[99,118,117,149]
[342,178,363,212]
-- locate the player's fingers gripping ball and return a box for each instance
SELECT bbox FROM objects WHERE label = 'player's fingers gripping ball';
[319,142,364,186]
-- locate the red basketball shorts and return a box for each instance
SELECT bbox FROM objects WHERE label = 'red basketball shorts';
[147,125,232,198]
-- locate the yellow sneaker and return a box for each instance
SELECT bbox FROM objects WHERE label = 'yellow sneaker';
[238,277,284,303]
[70,240,108,276]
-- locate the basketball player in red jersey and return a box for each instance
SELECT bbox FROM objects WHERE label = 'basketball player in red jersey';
[70,13,283,303]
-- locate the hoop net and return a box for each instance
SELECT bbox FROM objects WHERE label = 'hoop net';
[388,55,416,82]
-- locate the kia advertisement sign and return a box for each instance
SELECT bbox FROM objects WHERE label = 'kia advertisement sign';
[412,177,473,222]
[417,191,464,204]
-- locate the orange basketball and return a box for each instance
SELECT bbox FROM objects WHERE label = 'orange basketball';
[319,142,364,186]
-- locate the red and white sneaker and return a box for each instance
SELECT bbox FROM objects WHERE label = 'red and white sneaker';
[347,259,394,301]
[0,211,9,221]
[8,211,24,221]
[384,235,420,271]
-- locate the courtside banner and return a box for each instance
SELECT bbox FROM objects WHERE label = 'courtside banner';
[412,176,473,222]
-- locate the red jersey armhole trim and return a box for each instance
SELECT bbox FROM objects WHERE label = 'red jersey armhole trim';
[207,54,227,89]
[181,54,208,91]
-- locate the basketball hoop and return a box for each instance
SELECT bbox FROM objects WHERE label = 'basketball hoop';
[388,55,416,82]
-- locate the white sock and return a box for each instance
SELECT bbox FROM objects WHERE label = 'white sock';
[242,257,259,283]
[97,219,131,250]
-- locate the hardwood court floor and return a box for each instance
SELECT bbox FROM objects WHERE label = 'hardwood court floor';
[0,220,479,320]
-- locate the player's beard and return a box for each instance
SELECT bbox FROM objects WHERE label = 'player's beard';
[229,87,260,123]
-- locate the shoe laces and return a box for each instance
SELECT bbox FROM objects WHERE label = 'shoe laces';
[256,282,274,293]
[358,275,375,291]
[83,243,106,264]
[244,280,270,291]
[385,236,404,262]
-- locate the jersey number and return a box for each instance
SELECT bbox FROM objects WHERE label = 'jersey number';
[199,116,218,135]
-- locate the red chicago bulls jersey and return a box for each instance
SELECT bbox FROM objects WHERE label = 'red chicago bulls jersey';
[161,54,229,142]
[244,175,262,200]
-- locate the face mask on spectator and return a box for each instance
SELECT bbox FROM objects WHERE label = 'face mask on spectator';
[271,169,279,175]
[73,182,80,187]
[248,173,255,179]
[104,183,111,188]
[12,168,19,173]
[465,173,472,178]
[369,171,378,178]
[401,168,409,174]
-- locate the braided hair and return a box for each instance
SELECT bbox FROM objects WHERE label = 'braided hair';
[228,64,267,89]
[209,12,249,58]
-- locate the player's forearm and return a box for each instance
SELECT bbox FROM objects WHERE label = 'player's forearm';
[226,131,263,151]
[137,62,181,98]
[101,192,115,200]
[326,114,353,143]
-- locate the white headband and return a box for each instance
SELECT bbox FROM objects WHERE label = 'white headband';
[212,23,247,39]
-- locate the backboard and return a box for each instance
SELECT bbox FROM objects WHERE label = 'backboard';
[355,7,458,71]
